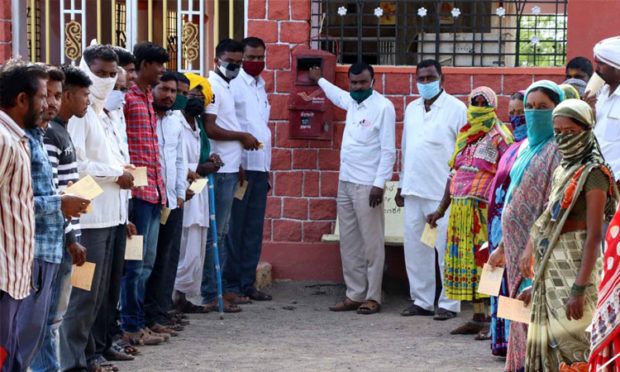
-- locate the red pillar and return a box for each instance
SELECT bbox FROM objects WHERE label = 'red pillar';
[567,0,620,61]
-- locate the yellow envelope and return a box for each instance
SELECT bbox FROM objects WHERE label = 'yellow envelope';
[160,207,171,225]
[64,175,104,200]
[420,223,439,248]
[189,178,208,194]
[71,262,96,291]
[234,181,248,200]
[585,72,605,96]
[498,296,531,324]
[125,235,144,261]
[129,167,148,187]
[478,264,505,296]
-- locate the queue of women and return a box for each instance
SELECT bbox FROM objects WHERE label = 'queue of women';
[430,36,620,372]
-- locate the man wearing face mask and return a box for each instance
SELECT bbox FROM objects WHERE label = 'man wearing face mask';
[120,41,170,347]
[60,44,134,372]
[0,60,51,372]
[308,61,395,315]
[225,36,273,302]
[394,59,466,320]
[89,66,138,364]
[31,65,92,372]
[201,38,260,308]
[143,72,188,337]
[174,73,223,312]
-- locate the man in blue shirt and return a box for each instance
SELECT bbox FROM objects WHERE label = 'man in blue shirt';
[15,65,89,369]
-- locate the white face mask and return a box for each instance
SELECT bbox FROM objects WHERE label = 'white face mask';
[79,58,117,114]
[104,90,125,112]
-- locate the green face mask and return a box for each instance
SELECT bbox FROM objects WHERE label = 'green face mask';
[172,93,188,111]
[350,88,373,104]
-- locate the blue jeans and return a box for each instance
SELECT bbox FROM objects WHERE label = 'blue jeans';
[30,249,73,372]
[200,172,238,303]
[120,199,161,333]
[223,171,269,295]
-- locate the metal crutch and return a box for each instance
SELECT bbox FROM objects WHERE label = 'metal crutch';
[207,173,224,319]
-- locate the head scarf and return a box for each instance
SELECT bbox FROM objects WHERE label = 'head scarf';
[560,84,580,100]
[448,86,513,168]
[552,99,600,168]
[505,80,565,202]
[184,72,214,106]
[562,78,586,98]
[593,36,620,69]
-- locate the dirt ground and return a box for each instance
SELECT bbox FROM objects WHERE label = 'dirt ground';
[121,281,505,372]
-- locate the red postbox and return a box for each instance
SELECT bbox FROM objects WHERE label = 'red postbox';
[288,48,337,140]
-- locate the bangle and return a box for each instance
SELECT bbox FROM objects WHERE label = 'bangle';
[571,283,587,296]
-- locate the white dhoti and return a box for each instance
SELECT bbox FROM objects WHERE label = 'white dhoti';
[174,225,208,295]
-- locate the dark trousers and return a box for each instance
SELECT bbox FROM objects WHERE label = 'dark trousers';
[59,226,117,371]
[89,224,127,360]
[144,207,183,326]
[223,171,269,296]
[0,290,23,372]
[5,259,59,372]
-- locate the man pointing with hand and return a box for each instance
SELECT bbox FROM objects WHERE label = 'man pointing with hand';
[308,61,395,315]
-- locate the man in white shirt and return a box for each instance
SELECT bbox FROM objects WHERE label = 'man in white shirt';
[591,36,620,187]
[201,39,259,308]
[225,37,273,301]
[308,62,395,315]
[144,72,188,335]
[395,59,466,320]
[60,44,136,371]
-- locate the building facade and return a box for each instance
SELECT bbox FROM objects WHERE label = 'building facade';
[2,0,619,282]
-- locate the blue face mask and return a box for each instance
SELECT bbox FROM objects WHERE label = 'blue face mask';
[524,109,554,147]
[417,80,441,100]
[510,115,527,141]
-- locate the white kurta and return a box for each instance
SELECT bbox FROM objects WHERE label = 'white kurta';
[175,114,210,295]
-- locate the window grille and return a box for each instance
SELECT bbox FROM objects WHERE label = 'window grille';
[311,0,567,67]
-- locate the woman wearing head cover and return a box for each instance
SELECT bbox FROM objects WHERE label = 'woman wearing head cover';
[590,206,620,371]
[486,90,527,356]
[518,99,618,371]
[427,86,513,339]
[487,81,564,371]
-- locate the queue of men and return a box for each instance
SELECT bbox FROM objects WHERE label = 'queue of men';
[0,36,271,372]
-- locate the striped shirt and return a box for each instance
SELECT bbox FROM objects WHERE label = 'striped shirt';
[44,116,80,246]
[0,110,35,300]
[124,82,166,205]
[26,127,64,264]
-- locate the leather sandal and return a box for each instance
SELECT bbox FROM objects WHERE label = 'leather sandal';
[357,300,381,315]
[401,304,434,316]
[223,292,252,304]
[329,298,361,312]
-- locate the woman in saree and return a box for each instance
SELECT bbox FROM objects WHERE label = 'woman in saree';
[487,81,564,371]
[427,86,513,338]
[487,91,527,356]
[520,99,618,371]
[589,208,620,371]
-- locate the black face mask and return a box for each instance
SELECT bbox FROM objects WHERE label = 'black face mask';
[183,98,204,117]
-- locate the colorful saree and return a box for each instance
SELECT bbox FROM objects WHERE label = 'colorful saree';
[589,210,620,372]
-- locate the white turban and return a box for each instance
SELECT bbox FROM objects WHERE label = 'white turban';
[593,36,620,69]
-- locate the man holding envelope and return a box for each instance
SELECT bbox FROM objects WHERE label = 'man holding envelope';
[591,36,620,188]
[395,60,466,320]
[60,44,136,371]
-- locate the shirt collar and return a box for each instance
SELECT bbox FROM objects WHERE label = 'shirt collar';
[209,70,230,88]
[0,109,27,140]
[356,91,377,108]
[416,90,447,110]
[52,115,68,127]
[239,69,264,88]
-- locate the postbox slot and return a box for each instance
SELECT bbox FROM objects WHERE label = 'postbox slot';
[296,57,323,86]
